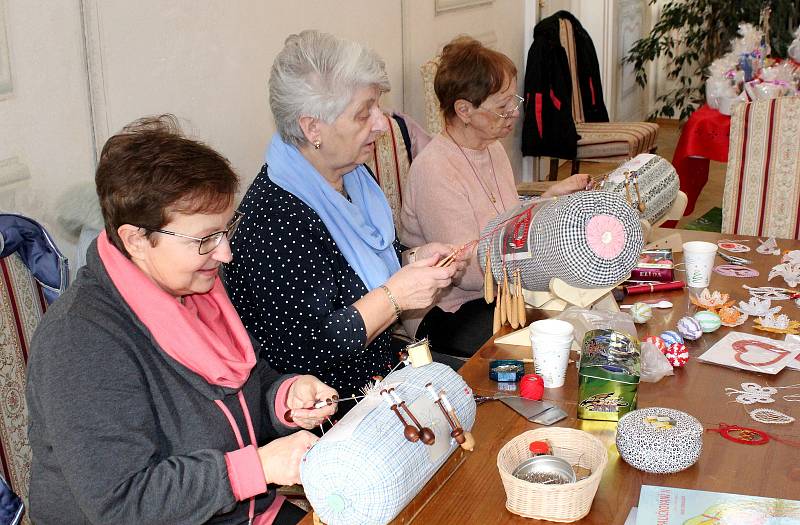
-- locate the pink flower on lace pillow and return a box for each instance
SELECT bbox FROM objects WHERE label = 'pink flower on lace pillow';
[585,214,626,259]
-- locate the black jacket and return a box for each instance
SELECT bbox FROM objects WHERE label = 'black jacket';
[521,11,609,159]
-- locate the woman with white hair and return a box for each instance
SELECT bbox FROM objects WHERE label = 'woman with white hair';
[225,31,465,400]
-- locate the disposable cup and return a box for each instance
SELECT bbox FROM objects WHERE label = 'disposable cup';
[530,320,574,388]
[682,241,718,288]
[529,319,574,338]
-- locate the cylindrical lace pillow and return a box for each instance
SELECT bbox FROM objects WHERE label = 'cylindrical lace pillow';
[600,154,680,225]
[300,362,476,525]
[478,191,644,291]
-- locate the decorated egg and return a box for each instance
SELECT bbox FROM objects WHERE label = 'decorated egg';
[664,343,689,367]
[693,310,722,333]
[643,335,667,354]
[629,302,653,324]
[660,330,684,346]
[677,316,703,341]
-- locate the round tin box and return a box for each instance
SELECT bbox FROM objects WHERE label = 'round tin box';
[615,407,703,474]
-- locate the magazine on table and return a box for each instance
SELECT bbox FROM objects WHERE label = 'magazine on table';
[635,485,800,524]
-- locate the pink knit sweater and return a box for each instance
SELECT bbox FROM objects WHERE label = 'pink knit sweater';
[399,133,519,334]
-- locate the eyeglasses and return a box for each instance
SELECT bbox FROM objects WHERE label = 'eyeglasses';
[142,210,244,255]
[479,94,524,119]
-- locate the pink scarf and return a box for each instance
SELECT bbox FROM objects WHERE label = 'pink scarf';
[97,232,256,388]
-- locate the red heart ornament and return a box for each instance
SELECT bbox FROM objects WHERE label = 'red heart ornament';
[732,340,790,367]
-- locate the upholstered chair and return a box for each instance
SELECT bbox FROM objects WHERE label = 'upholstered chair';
[364,113,414,232]
[0,253,49,525]
[721,96,800,239]
[551,17,659,180]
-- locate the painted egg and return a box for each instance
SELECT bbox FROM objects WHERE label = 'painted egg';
[677,316,703,341]
[643,335,667,354]
[693,310,722,333]
[660,330,684,346]
[664,342,689,367]
[629,302,654,324]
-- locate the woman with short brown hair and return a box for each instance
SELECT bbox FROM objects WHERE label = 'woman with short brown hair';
[400,37,589,358]
[26,115,337,525]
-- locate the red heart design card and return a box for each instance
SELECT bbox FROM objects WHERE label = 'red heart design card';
[697,332,800,374]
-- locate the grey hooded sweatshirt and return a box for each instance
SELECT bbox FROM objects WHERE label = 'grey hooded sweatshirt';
[26,242,297,524]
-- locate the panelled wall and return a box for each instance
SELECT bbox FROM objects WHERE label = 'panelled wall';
[1,1,655,257]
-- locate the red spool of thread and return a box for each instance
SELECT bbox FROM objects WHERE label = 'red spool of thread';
[520,374,544,401]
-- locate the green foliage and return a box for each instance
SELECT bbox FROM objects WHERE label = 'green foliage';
[625,0,799,120]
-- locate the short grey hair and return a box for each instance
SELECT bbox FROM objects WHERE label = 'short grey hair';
[269,30,391,147]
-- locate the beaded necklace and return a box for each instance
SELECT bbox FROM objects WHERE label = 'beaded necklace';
[445,128,504,213]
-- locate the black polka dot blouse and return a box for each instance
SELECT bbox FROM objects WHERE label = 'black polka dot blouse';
[225,164,398,398]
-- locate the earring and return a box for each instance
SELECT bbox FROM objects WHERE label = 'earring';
[313,140,321,150]
[464,121,470,128]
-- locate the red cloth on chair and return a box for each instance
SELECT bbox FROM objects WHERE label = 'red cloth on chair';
[671,105,732,216]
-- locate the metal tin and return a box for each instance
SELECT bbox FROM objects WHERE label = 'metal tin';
[489,359,524,382]
[511,455,577,485]
[578,329,641,422]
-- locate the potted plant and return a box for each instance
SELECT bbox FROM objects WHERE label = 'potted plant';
[625,0,799,120]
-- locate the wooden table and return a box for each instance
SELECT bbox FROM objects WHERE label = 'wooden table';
[301,229,800,525]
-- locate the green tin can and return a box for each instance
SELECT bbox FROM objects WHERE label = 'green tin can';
[578,329,641,422]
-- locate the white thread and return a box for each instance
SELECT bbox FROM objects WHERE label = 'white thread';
[749,408,795,424]
[424,383,438,401]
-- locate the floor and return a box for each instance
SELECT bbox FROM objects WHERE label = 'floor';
[552,118,727,228]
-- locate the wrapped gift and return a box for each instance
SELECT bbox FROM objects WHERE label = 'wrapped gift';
[578,329,641,422]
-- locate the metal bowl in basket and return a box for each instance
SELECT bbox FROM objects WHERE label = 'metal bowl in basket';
[497,428,608,522]
[512,456,577,485]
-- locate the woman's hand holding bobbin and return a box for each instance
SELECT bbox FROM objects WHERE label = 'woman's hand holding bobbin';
[385,255,457,311]
[285,375,338,429]
[257,430,319,486]
[542,173,594,197]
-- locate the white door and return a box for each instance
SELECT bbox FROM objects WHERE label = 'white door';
[401,0,530,179]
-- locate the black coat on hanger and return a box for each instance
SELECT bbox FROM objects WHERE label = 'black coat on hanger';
[521,10,609,160]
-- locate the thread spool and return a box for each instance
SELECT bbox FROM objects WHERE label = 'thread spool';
[520,374,545,401]
[406,338,433,368]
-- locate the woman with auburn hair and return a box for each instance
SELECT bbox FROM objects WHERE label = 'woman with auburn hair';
[26,115,336,525]
[400,36,590,358]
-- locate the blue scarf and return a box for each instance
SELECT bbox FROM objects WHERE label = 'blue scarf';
[266,134,400,291]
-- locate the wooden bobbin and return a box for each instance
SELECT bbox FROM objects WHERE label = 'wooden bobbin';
[516,270,526,327]
[509,272,519,329]
[503,270,511,326]
[484,250,494,304]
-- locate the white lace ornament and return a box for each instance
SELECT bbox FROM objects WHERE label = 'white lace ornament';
[768,262,800,288]
[749,408,795,424]
[737,297,782,317]
[757,237,780,255]
[742,285,795,301]
[724,382,800,405]
[725,382,777,404]
[782,250,800,265]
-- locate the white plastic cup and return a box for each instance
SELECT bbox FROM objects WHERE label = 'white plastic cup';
[529,319,574,388]
[682,241,718,288]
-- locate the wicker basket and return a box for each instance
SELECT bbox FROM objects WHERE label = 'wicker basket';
[497,428,608,522]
